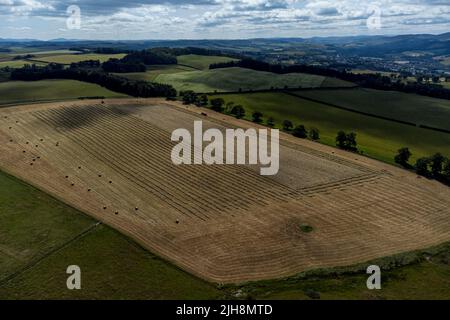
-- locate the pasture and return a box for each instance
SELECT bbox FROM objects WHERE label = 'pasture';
[0,80,127,106]
[0,60,47,68]
[294,88,450,131]
[212,92,450,163]
[116,65,195,82]
[0,99,449,283]
[0,170,221,299]
[156,67,327,92]
[35,53,126,64]
[177,54,239,70]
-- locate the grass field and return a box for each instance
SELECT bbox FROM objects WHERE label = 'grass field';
[351,69,399,77]
[294,88,450,131]
[28,50,82,56]
[441,82,450,89]
[116,65,195,82]
[156,67,327,92]
[0,170,221,300]
[0,80,127,106]
[35,53,126,64]
[0,60,47,68]
[212,92,450,163]
[177,54,238,70]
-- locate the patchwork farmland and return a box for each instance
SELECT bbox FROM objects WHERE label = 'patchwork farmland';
[1,99,450,283]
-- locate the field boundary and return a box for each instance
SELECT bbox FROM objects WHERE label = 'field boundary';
[284,90,450,134]
[201,85,358,96]
[0,221,102,286]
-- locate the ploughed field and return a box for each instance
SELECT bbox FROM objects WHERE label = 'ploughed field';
[1,99,450,283]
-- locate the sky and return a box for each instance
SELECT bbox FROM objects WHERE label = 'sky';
[0,0,449,40]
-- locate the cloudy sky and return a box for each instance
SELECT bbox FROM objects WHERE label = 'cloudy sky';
[1,0,449,40]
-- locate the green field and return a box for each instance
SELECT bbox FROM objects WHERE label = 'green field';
[177,54,238,70]
[0,60,47,68]
[116,64,195,82]
[28,50,82,56]
[351,69,399,77]
[156,67,328,93]
[0,169,449,299]
[441,82,450,90]
[295,88,450,131]
[0,170,222,300]
[36,53,126,64]
[212,92,450,163]
[0,80,127,106]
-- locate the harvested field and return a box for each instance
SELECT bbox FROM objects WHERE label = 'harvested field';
[1,99,450,283]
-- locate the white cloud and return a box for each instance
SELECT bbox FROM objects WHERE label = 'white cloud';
[0,0,449,39]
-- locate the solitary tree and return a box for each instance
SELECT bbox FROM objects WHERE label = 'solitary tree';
[267,117,275,127]
[293,125,308,138]
[394,147,412,167]
[210,98,225,112]
[282,120,293,131]
[230,105,245,119]
[309,127,320,141]
[252,111,263,123]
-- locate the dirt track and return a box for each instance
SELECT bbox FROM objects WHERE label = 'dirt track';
[1,98,450,283]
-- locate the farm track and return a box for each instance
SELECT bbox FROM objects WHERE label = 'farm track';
[1,99,450,283]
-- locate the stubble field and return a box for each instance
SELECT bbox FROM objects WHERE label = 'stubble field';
[0,99,450,283]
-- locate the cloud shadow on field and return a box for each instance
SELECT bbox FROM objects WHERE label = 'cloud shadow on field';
[43,104,132,130]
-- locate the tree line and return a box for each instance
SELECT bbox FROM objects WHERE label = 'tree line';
[10,63,177,98]
[395,147,450,185]
[181,90,350,144]
[210,58,450,100]
[101,48,177,73]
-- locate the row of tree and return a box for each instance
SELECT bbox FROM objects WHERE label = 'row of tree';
[180,91,322,142]
[210,58,450,100]
[101,48,178,73]
[395,147,450,184]
[11,64,177,98]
